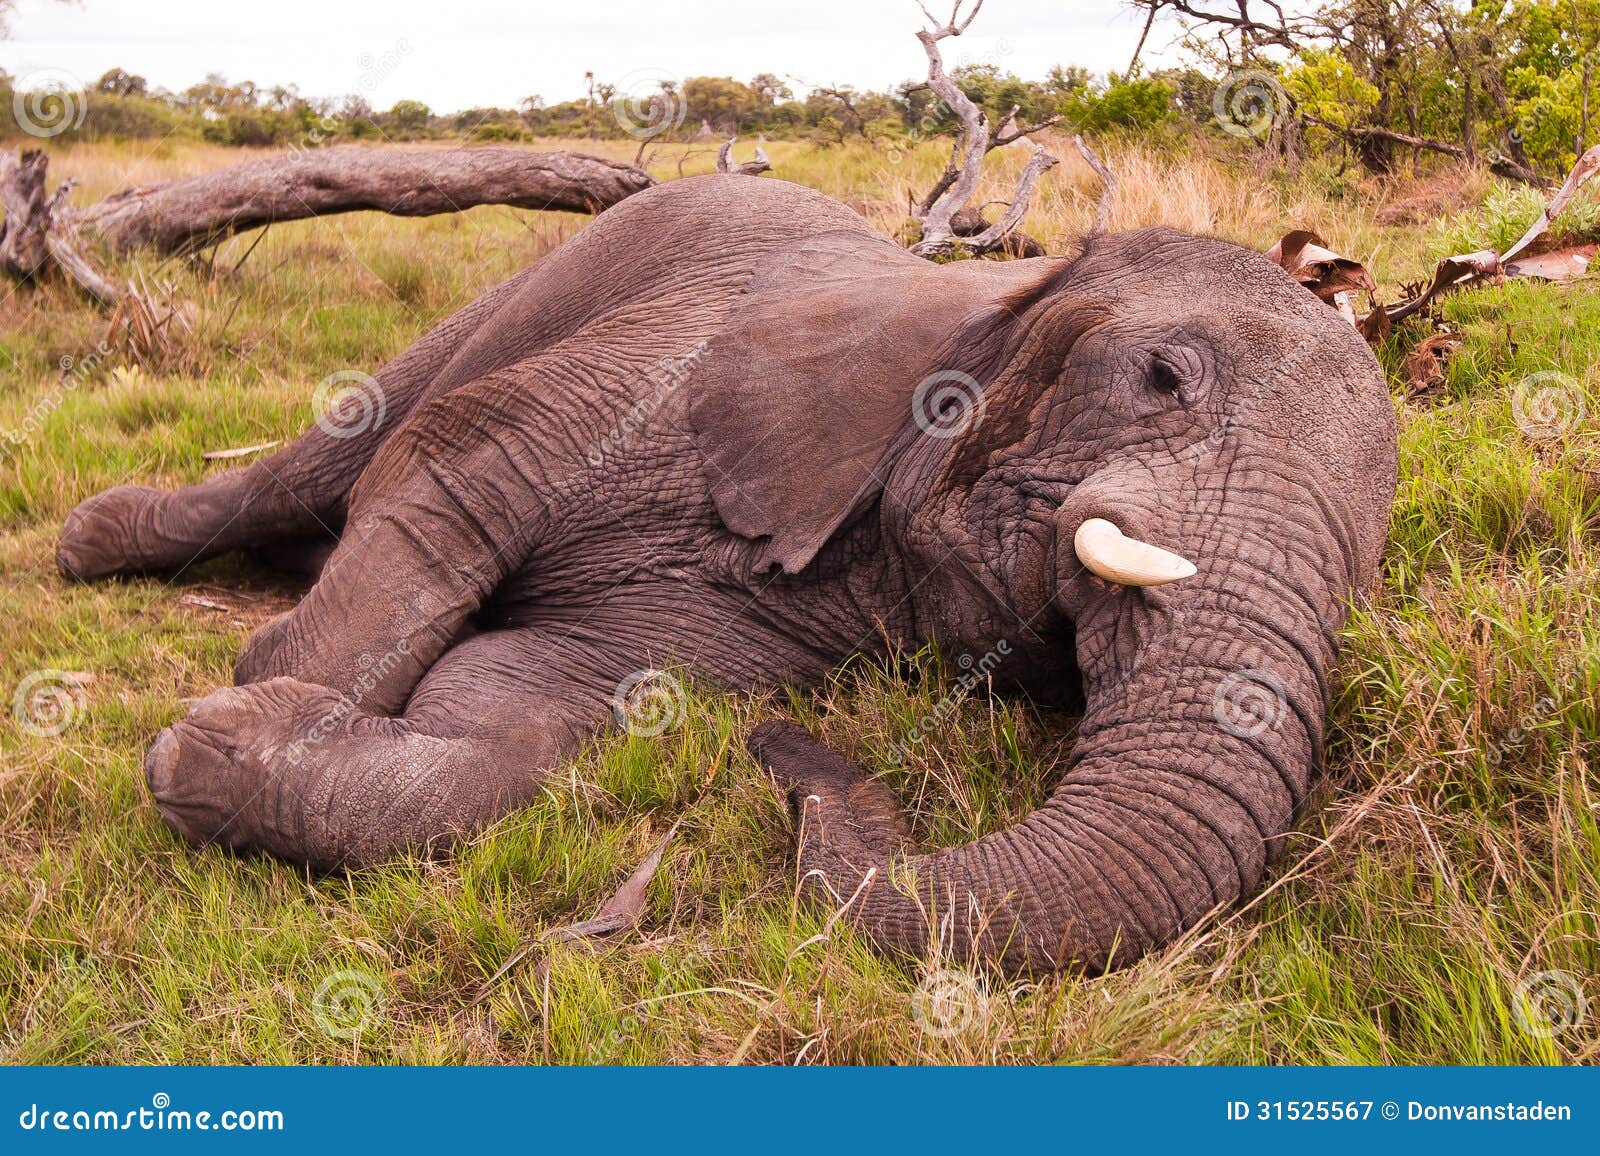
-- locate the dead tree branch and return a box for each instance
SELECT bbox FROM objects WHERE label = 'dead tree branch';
[908,1,1059,258]
[68,145,656,257]
[1129,0,1309,56]
[1073,134,1117,235]
[716,138,773,176]
[2,145,658,305]
[1302,113,1546,187]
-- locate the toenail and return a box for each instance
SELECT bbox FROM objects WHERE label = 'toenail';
[144,728,181,794]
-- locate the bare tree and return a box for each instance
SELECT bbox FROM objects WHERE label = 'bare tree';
[907,0,1060,258]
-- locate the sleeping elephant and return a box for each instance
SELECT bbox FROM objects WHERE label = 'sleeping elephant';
[56,174,1397,974]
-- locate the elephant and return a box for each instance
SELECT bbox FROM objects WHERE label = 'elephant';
[55,174,1398,974]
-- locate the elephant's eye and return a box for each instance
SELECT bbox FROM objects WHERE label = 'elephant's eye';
[1149,359,1182,395]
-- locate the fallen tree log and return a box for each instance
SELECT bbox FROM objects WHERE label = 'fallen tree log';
[67,145,657,256]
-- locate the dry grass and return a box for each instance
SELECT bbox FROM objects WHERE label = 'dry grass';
[1,136,1596,1064]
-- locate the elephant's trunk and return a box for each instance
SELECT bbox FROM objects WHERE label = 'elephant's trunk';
[753,486,1356,974]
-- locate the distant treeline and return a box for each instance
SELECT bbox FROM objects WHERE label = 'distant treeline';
[0,64,1197,149]
[8,0,1600,185]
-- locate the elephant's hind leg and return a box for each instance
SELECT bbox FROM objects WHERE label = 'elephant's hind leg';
[55,267,537,583]
[144,629,613,869]
[228,373,558,715]
[54,450,346,582]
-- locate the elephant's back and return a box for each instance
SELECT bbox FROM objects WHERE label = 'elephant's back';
[415,175,876,404]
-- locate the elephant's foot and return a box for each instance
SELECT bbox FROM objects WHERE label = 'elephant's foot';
[144,677,356,863]
[146,632,591,870]
[56,485,171,580]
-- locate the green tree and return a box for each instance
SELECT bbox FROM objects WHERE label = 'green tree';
[387,99,432,133]
[683,76,762,131]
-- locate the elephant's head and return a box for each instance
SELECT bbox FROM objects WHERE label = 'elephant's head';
[693,224,1398,972]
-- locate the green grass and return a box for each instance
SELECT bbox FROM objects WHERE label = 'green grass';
[2,138,1597,1064]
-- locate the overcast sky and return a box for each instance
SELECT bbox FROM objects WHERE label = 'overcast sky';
[0,0,1185,113]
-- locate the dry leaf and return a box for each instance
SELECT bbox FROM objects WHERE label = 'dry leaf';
[1504,243,1595,282]
[470,819,682,1003]
[1357,302,1392,344]
[1401,331,1459,399]
[1267,229,1377,307]
[1284,144,1600,345]
[1385,251,1501,325]
[1500,143,1600,265]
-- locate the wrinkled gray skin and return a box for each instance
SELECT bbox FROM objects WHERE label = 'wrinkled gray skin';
[57,175,1397,974]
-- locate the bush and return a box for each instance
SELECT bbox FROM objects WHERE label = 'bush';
[1065,76,1173,133]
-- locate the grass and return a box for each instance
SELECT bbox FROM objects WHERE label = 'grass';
[2,134,1598,1065]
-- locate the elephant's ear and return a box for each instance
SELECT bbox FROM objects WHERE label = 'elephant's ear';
[690,228,1056,574]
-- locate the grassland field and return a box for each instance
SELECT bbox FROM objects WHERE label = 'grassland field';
[0,133,1596,1064]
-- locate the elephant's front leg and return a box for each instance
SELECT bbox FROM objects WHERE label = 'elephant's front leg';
[232,375,555,715]
[146,630,611,869]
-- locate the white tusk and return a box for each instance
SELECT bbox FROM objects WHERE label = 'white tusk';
[1073,517,1197,586]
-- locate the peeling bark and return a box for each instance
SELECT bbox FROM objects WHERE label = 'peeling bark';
[0,149,123,303]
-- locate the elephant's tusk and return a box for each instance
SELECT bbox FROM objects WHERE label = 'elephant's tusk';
[1073,518,1197,586]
